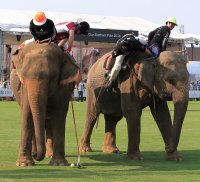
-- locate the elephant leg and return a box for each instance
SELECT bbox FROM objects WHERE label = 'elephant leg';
[16,97,35,166]
[79,116,98,152]
[45,118,53,158]
[125,108,144,160]
[102,115,122,153]
[80,91,99,153]
[49,105,68,166]
[149,99,182,161]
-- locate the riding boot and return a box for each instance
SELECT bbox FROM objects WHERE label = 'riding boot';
[105,81,115,92]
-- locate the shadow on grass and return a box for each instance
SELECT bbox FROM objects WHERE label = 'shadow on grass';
[66,149,200,170]
[0,150,200,180]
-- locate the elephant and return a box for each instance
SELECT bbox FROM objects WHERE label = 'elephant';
[10,42,81,166]
[79,51,189,161]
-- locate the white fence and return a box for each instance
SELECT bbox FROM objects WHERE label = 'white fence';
[0,88,199,99]
[0,88,13,97]
[189,90,200,98]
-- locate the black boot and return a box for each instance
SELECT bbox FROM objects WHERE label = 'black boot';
[105,81,115,92]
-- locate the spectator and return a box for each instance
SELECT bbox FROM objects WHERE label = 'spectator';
[0,78,3,88]
[3,79,7,88]
[77,80,85,102]
[197,80,200,90]
[190,81,195,90]
[83,79,87,101]
[6,81,11,89]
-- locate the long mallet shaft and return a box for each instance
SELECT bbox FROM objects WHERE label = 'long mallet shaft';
[70,100,81,167]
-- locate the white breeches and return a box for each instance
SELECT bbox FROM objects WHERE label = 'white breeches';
[24,38,35,45]
[109,55,126,81]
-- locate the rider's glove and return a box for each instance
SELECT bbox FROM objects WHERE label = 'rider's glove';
[104,69,109,80]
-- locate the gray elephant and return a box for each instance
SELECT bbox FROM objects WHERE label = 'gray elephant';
[80,51,189,161]
[11,42,81,166]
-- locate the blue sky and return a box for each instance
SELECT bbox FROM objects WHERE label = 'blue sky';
[1,0,200,35]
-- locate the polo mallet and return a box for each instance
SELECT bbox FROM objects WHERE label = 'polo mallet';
[70,100,82,168]
[174,50,185,53]
[39,38,51,43]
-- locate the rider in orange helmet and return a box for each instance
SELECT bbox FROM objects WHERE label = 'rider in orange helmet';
[19,11,56,49]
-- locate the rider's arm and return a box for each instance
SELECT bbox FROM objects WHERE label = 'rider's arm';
[68,30,75,48]
[162,27,170,51]
[29,20,40,42]
[148,29,156,45]
[106,55,115,70]
[49,20,57,42]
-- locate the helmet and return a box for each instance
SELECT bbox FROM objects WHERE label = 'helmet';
[120,39,133,52]
[33,11,47,26]
[166,17,178,26]
[78,21,90,35]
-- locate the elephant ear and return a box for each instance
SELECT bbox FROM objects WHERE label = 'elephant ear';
[138,57,157,90]
[60,54,82,84]
[11,49,25,84]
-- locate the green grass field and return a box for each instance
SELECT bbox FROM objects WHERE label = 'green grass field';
[0,100,200,182]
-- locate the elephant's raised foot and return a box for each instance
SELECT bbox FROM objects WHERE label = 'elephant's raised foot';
[79,144,93,152]
[16,159,35,166]
[126,151,144,160]
[166,150,183,161]
[49,158,68,166]
[102,145,120,154]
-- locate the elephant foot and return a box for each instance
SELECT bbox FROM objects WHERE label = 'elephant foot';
[49,158,68,166]
[102,145,120,153]
[16,158,35,166]
[79,143,93,152]
[126,151,144,160]
[166,150,183,161]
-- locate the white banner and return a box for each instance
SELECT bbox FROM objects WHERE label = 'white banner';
[0,88,14,97]
[189,90,200,98]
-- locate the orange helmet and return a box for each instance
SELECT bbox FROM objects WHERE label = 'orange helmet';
[33,11,47,26]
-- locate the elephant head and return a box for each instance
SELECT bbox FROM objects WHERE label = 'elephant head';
[11,42,81,161]
[138,51,189,153]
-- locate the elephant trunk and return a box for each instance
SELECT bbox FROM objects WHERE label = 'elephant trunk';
[166,89,188,153]
[26,80,48,161]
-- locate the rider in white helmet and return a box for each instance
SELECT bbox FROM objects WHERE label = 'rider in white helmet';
[148,17,178,57]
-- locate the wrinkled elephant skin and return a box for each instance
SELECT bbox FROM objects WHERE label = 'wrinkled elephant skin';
[11,42,81,166]
[80,51,189,161]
